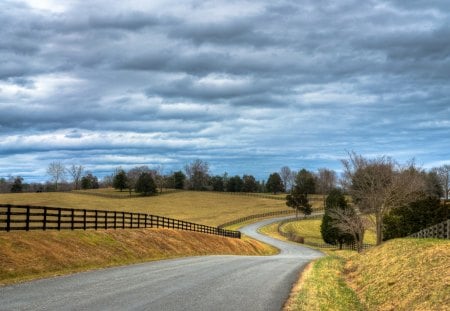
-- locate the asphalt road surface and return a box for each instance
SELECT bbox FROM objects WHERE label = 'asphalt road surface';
[0,216,323,311]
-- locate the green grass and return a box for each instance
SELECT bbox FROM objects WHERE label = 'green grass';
[285,253,365,311]
[0,189,291,226]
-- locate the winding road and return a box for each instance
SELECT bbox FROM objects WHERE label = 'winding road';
[0,217,323,311]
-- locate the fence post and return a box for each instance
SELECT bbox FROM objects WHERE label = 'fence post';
[83,209,87,230]
[130,213,133,229]
[26,206,30,231]
[145,214,148,228]
[43,207,47,231]
[138,214,140,228]
[114,212,117,229]
[71,209,74,230]
[447,220,450,239]
[105,211,108,230]
[95,210,98,230]
[6,205,11,232]
[57,208,62,231]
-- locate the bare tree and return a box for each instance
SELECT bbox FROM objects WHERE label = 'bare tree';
[342,152,426,245]
[432,164,450,200]
[328,206,369,252]
[47,162,66,191]
[184,159,209,190]
[280,166,292,192]
[315,168,337,195]
[154,164,165,193]
[67,165,84,190]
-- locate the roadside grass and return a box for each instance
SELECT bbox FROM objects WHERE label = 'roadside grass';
[0,228,277,285]
[345,238,450,310]
[281,218,377,245]
[0,190,290,226]
[284,252,364,311]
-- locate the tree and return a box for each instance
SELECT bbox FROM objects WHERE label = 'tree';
[172,171,186,189]
[81,173,99,190]
[328,206,368,252]
[383,197,448,240]
[210,175,225,191]
[242,175,258,192]
[315,168,337,195]
[266,173,284,194]
[185,159,209,190]
[432,164,450,200]
[154,165,165,193]
[226,175,243,192]
[342,152,426,245]
[280,166,293,192]
[10,176,23,193]
[113,169,128,191]
[127,166,150,194]
[47,162,66,191]
[67,165,84,190]
[320,189,354,249]
[295,169,316,195]
[135,172,157,196]
[286,187,312,218]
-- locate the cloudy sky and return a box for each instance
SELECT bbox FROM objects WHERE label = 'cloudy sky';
[1,0,449,182]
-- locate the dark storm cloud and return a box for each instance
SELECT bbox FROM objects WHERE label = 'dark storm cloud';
[1,0,449,181]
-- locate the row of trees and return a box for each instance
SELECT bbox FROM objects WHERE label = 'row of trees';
[314,153,449,252]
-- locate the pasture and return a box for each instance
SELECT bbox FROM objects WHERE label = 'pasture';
[0,189,294,226]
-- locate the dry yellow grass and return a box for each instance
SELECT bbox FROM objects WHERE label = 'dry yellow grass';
[344,238,450,311]
[0,229,277,285]
[0,190,290,226]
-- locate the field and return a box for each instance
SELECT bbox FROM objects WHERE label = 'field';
[0,189,293,226]
[281,218,377,245]
[287,239,450,310]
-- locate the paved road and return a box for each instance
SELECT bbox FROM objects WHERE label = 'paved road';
[0,217,323,311]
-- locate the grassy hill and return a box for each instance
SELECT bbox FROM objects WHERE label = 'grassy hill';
[286,239,450,310]
[0,189,292,226]
[0,228,277,285]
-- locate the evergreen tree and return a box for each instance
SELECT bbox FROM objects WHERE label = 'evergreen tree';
[210,175,225,191]
[320,188,354,249]
[10,176,23,193]
[242,175,258,192]
[227,175,243,192]
[172,171,186,189]
[286,186,312,218]
[113,169,128,191]
[295,169,316,195]
[383,197,448,240]
[266,173,284,194]
[135,172,157,196]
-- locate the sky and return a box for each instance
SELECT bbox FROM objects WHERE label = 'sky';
[1,0,449,182]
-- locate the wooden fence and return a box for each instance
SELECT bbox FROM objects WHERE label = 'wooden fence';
[218,210,296,228]
[408,219,450,239]
[0,204,240,239]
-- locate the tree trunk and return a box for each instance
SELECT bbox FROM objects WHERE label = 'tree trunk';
[376,213,383,245]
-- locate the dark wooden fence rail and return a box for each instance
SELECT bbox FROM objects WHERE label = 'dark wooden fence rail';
[217,210,296,228]
[408,219,450,239]
[0,204,240,239]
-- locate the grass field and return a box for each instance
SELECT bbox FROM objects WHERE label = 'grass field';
[0,228,277,285]
[0,189,292,226]
[281,218,377,245]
